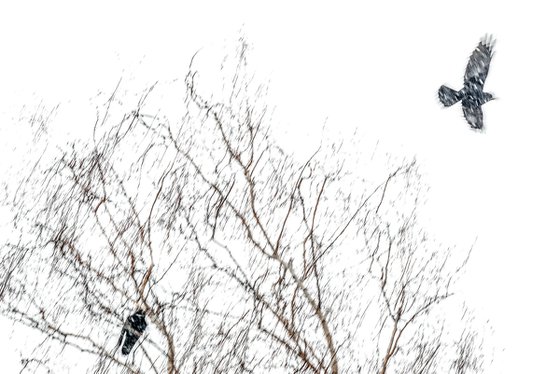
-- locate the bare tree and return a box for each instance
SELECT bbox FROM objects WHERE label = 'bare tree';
[0,40,489,373]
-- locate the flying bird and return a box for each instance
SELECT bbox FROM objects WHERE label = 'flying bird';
[438,35,496,130]
[117,309,147,355]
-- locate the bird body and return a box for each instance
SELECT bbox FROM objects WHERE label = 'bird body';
[117,309,147,355]
[439,35,496,130]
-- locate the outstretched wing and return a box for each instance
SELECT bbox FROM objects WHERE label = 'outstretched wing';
[462,105,484,130]
[464,35,495,89]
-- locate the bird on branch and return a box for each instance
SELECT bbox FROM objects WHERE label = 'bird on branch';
[117,309,147,355]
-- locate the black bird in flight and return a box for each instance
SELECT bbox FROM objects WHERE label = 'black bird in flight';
[439,35,496,130]
[117,309,147,355]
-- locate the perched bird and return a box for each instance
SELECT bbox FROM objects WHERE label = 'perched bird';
[117,309,147,355]
[438,35,496,130]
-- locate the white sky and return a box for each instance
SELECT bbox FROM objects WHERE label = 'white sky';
[1,1,559,373]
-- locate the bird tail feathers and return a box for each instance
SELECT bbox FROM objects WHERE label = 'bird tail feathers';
[438,85,462,107]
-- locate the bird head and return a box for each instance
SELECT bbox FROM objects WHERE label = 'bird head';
[484,92,496,103]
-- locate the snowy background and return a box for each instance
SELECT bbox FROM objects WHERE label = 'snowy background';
[1,1,559,373]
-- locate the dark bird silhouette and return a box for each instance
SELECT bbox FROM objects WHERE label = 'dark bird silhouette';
[117,309,147,355]
[439,35,496,130]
